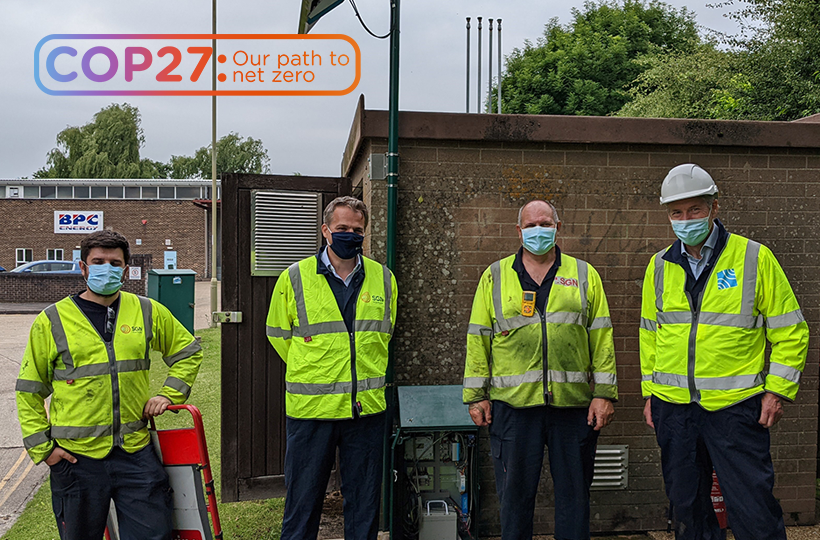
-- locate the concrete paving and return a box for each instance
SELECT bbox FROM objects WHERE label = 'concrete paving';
[0,313,47,537]
[0,281,220,535]
[0,304,49,315]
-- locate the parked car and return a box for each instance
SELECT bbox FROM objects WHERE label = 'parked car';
[11,260,82,274]
[0,265,5,272]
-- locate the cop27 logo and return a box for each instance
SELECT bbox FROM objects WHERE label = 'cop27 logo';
[35,34,360,96]
[716,269,738,290]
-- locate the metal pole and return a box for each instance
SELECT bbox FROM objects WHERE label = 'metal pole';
[383,0,400,530]
[209,0,218,328]
[498,19,502,114]
[477,17,482,113]
[465,18,470,114]
[488,19,493,113]
[386,12,399,271]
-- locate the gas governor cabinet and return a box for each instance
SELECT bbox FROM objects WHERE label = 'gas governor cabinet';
[390,385,480,540]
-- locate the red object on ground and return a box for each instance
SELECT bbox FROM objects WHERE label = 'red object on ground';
[105,405,223,539]
[153,404,223,539]
[711,470,728,529]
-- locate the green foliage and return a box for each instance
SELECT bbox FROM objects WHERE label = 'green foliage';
[620,0,820,120]
[168,132,270,179]
[33,104,270,179]
[3,328,286,540]
[497,0,700,116]
[739,0,820,119]
[34,104,165,179]
[616,44,753,119]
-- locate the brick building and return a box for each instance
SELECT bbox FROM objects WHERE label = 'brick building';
[342,99,820,534]
[0,179,219,278]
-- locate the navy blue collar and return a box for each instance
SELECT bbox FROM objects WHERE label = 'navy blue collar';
[316,251,330,275]
[315,249,364,281]
[513,245,562,274]
[663,219,728,266]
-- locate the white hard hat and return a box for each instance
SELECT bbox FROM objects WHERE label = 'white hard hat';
[659,164,718,205]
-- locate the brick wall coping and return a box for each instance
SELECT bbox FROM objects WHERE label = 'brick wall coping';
[341,95,820,176]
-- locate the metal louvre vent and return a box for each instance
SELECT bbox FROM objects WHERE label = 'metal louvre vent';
[251,190,321,276]
[590,444,628,490]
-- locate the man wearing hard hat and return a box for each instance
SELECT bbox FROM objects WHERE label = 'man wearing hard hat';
[640,164,809,540]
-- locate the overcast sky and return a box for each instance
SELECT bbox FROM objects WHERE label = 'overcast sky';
[0,0,740,180]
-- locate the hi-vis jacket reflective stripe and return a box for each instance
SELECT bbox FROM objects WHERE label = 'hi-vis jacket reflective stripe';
[640,233,809,411]
[463,253,617,408]
[16,292,203,464]
[266,255,397,420]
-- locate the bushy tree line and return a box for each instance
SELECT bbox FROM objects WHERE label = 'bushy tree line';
[34,103,270,179]
[497,0,820,121]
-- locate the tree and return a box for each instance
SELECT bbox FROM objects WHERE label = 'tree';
[728,0,820,119]
[34,104,270,179]
[167,133,270,179]
[497,0,700,116]
[616,44,752,119]
[618,0,820,121]
[34,104,168,179]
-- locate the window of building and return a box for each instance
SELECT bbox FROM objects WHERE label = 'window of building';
[91,186,107,199]
[142,186,158,199]
[41,186,56,198]
[125,187,141,199]
[57,186,73,198]
[47,248,64,260]
[24,186,39,198]
[74,186,90,199]
[176,186,202,199]
[16,248,33,267]
[159,187,175,199]
[108,186,124,199]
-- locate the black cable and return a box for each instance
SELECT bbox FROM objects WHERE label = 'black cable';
[348,0,392,39]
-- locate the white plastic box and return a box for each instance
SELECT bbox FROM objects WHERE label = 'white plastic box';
[419,500,457,540]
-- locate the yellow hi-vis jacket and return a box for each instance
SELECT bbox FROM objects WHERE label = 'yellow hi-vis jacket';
[266,255,397,420]
[640,233,809,410]
[463,253,618,408]
[16,292,203,464]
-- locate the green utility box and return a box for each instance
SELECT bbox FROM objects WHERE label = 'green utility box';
[390,385,480,540]
[147,269,197,334]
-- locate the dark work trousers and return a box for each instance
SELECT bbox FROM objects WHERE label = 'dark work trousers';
[651,395,786,540]
[49,444,173,540]
[281,413,385,540]
[489,401,599,540]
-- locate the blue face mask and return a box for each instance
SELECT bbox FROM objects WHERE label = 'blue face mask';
[85,263,125,296]
[670,214,711,246]
[521,226,556,256]
[329,232,364,260]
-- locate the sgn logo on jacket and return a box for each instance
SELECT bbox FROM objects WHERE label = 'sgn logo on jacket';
[554,276,579,288]
[119,324,143,334]
[360,291,385,304]
[716,269,738,290]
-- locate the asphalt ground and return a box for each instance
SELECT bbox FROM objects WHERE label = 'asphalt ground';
[0,281,220,536]
[0,313,44,536]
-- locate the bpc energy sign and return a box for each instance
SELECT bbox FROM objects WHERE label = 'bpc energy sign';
[54,211,104,234]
